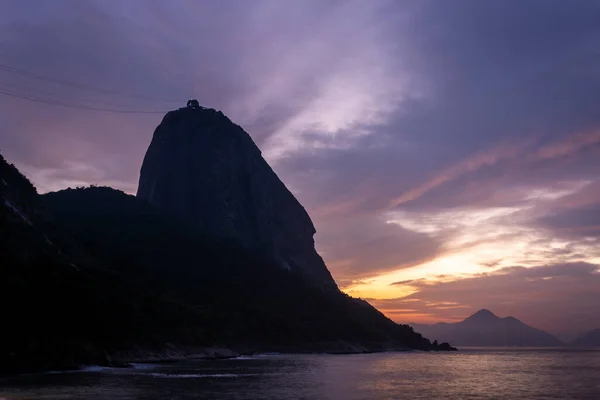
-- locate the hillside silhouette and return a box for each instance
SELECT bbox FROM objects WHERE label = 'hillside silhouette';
[0,104,455,373]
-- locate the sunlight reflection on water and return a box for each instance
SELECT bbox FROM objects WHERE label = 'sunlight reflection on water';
[1,348,599,399]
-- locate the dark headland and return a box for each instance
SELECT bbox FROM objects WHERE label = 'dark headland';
[0,102,454,374]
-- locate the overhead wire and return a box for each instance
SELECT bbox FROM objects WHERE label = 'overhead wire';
[0,62,182,103]
[0,60,185,114]
[0,79,151,109]
[0,87,170,114]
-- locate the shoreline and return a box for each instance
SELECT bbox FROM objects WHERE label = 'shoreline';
[109,344,417,366]
[3,345,424,377]
[2,339,456,376]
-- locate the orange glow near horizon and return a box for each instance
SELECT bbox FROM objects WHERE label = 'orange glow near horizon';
[335,179,600,327]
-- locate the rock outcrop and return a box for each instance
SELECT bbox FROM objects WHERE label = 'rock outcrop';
[137,104,336,288]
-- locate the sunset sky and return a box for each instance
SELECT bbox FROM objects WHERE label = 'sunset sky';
[1,0,599,339]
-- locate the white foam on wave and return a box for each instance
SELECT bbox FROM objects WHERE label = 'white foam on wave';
[40,368,90,375]
[147,373,242,379]
[80,365,112,372]
[42,364,153,375]
[232,355,257,360]
[18,365,112,377]
[130,363,160,370]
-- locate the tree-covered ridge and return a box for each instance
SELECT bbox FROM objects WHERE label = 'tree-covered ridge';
[1,154,453,374]
[43,186,445,351]
[0,162,207,373]
[0,152,36,194]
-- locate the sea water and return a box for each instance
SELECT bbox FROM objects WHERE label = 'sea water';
[1,348,599,399]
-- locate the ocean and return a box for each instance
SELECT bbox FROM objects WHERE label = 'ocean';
[1,348,599,399]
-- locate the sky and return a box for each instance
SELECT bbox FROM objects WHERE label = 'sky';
[1,0,600,339]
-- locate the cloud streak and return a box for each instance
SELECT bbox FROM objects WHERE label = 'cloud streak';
[370,262,600,337]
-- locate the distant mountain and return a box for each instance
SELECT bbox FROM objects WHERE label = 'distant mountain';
[411,309,564,347]
[570,329,600,347]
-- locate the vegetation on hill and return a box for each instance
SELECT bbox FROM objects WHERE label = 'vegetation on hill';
[42,186,444,351]
[0,154,452,374]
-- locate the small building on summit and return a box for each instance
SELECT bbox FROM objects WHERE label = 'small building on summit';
[187,99,200,109]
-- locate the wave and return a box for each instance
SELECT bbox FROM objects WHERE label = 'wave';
[147,373,242,379]
[34,366,111,375]
[129,363,160,370]
[32,363,158,376]
[80,365,113,372]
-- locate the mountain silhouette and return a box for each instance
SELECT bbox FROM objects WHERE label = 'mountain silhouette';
[463,309,498,322]
[411,309,564,347]
[0,104,456,372]
[137,105,335,288]
[570,329,600,347]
